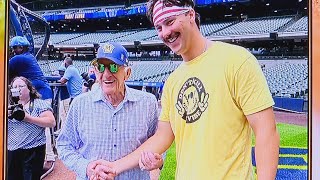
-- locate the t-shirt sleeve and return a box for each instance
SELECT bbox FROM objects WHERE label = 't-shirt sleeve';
[62,68,73,80]
[36,99,53,114]
[234,54,274,115]
[159,79,171,122]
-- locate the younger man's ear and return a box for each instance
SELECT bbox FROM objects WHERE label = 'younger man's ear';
[188,9,196,22]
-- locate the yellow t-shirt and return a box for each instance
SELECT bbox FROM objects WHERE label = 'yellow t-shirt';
[159,41,274,180]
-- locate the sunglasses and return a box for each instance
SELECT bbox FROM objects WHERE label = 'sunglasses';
[96,63,119,73]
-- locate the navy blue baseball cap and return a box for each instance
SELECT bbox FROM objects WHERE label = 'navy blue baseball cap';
[10,36,30,47]
[92,42,129,66]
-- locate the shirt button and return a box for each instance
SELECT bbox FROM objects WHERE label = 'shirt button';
[114,144,117,147]
[114,128,116,131]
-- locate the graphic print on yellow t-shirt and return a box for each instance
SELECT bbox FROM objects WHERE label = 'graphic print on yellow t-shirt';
[175,77,209,123]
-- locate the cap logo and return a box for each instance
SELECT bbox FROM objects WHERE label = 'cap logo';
[103,43,115,54]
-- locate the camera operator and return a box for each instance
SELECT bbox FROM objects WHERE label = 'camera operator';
[81,69,99,92]
[81,72,94,89]
[8,76,55,180]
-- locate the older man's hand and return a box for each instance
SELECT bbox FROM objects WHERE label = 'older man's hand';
[90,160,117,180]
[139,151,163,171]
[87,160,100,178]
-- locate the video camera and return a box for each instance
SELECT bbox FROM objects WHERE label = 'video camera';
[8,87,25,121]
[81,72,95,90]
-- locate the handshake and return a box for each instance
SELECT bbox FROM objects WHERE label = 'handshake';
[87,152,163,180]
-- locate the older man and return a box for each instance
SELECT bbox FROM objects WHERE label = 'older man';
[56,42,160,180]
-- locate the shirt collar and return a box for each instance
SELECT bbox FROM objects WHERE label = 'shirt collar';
[92,85,140,103]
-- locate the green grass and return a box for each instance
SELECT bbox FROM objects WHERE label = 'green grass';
[159,123,307,179]
[159,142,176,180]
[252,123,308,147]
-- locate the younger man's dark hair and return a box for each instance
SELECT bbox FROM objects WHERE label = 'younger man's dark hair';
[147,0,200,29]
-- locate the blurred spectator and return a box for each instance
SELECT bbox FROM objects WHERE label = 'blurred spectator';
[54,65,70,130]
[59,57,82,105]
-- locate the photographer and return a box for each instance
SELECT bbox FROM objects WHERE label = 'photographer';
[8,76,55,180]
[81,67,99,92]
[81,72,94,91]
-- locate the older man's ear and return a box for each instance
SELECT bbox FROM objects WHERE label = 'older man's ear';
[124,67,131,81]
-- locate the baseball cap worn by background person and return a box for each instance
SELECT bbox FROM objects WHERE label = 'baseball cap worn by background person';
[92,42,129,66]
[10,36,30,47]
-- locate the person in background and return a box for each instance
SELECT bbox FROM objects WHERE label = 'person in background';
[9,36,57,179]
[8,76,55,180]
[55,65,70,131]
[91,0,279,179]
[81,66,99,93]
[56,42,162,180]
[59,57,82,105]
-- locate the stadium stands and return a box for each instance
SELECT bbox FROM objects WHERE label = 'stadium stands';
[38,59,308,99]
[200,21,235,36]
[213,16,294,36]
[35,15,307,45]
[57,31,135,45]
[262,60,308,98]
[284,16,308,32]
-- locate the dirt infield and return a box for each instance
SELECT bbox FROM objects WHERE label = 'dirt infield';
[274,111,308,127]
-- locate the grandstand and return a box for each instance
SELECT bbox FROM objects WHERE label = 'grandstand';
[38,58,308,101]
[31,15,308,45]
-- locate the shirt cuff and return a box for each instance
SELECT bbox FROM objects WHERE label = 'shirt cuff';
[77,158,91,179]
